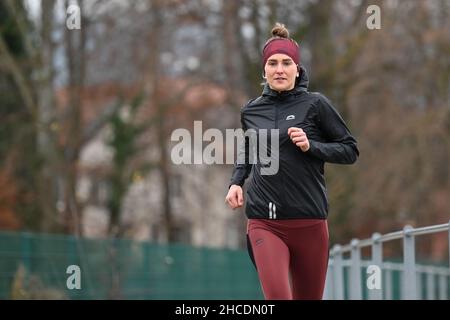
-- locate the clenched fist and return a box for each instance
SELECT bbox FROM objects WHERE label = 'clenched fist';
[225,185,244,210]
[288,127,310,152]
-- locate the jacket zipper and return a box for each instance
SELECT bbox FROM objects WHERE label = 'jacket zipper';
[274,98,287,218]
[274,101,279,129]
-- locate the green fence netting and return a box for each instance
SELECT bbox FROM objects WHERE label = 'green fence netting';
[0,231,263,300]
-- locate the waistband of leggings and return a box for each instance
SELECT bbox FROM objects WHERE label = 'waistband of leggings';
[247,218,326,232]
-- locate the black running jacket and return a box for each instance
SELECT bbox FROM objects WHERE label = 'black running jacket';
[229,66,359,220]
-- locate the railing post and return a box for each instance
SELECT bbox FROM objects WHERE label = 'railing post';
[416,271,422,299]
[332,244,344,300]
[369,232,383,300]
[438,273,447,300]
[426,268,436,300]
[385,267,392,300]
[323,261,333,300]
[403,225,417,300]
[350,239,362,300]
[448,220,450,271]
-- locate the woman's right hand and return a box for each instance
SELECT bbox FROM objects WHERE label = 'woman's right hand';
[225,185,244,210]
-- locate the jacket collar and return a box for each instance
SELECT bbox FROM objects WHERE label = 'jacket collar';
[262,65,309,98]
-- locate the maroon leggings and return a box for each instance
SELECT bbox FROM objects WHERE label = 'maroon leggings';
[246,218,329,300]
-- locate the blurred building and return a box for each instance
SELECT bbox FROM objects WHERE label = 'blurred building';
[59,79,248,249]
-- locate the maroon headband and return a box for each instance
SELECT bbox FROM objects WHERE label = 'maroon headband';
[262,38,300,67]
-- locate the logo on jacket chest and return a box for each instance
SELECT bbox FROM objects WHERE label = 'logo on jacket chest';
[286,115,295,120]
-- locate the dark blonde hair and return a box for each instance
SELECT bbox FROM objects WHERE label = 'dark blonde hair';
[263,22,299,48]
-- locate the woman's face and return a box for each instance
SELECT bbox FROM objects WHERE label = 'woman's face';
[264,53,298,92]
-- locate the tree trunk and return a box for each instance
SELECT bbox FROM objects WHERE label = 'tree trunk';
[222,0,244,111]
[37,0,59,233]
[63,0,87,236]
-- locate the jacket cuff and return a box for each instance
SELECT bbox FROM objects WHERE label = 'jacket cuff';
[228,181,243,189]
[306,139,318,156]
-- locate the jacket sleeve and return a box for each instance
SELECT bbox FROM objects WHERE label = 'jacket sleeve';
[229,108,252,188]
[307,94,359,164]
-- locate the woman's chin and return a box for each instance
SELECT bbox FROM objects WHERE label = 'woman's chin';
[272,85,288,92]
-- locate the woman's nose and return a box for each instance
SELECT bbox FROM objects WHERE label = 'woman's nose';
[276,64,284,73]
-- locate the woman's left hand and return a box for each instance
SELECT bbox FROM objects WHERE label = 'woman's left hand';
[288,127,310,152]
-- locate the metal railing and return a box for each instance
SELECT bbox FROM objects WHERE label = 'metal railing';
[323,221,450,300]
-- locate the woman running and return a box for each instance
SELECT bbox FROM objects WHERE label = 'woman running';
[225,23,359,300]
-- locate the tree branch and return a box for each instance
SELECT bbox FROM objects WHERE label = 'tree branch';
[4,0,36,58]
[80,99,121,147]
[0,34,37,119]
